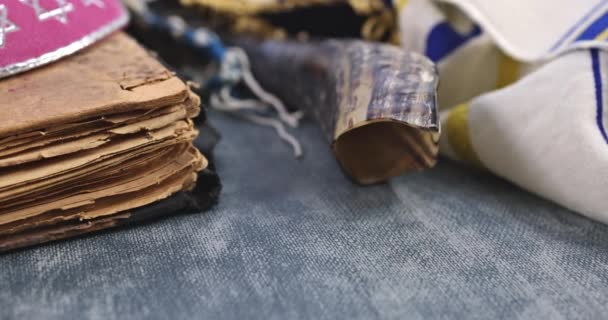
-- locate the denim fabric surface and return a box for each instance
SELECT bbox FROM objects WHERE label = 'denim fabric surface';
[1,111,608,319]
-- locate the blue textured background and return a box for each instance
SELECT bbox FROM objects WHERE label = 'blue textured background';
[2,111,608,319]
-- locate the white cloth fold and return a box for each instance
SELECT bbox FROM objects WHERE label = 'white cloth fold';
[397,0,608,222]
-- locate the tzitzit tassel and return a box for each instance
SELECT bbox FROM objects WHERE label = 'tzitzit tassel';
[123,0,304,157]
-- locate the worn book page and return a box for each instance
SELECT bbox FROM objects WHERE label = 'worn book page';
[0,32,190,138]
[0,32,211,251]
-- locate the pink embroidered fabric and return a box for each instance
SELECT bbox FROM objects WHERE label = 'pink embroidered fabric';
[0,0,128,78]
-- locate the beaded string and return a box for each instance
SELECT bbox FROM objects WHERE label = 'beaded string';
[123,0,304,157]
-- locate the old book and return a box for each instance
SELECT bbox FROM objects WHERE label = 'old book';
[0,32,216,252]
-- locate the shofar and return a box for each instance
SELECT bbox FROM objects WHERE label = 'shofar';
[236,38,440,184]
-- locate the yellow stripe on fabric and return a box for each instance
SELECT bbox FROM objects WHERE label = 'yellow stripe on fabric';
[596,28,608,41]
[496,52,520,89]
[446,103,484,167]
[396,0,409,12]
[390,0,409,45]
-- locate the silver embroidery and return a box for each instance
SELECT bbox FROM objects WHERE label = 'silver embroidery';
[20,0,74,24]
[0,5,19,49]
[82,0,105,8]
[0,10,129,79]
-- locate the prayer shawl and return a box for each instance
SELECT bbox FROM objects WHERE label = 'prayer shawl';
[398,0,608,223]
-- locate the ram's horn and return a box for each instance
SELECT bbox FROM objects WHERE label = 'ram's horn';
[237,38,440,184]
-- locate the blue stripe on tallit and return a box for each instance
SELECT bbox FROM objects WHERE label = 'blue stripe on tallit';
[576,10,608,41]
[591,49,608,144]
[425,22,481,62]
[550,0,608,51]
